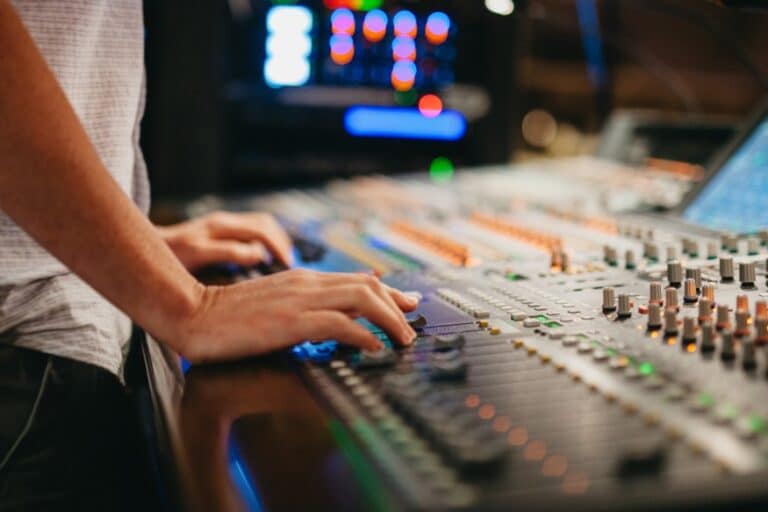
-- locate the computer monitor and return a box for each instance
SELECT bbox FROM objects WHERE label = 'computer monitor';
[679,100,768,233]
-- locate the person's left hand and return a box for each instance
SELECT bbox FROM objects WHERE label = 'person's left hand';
[156,211,294,272]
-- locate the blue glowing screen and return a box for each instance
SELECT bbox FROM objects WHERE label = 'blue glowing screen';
[682,118,768,233]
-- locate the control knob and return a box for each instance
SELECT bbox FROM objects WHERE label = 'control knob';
[647,303,663,330]
[742,340,757,371]
[682,317,697,345]
[617,294,632,318]
[720,331,736,361]
[719,257,734,282]
[698,298,712,324]
[700,323,716,353]
[649,282,663,305]
[664,308,678,336]
[683,278,698,304]
[665,287,679,311]
[739,262,756,289]
[602,287,617,313]
[715,304,731,331]
[667,261,683,288]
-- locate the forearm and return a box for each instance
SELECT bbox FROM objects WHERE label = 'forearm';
[0,2,201,351]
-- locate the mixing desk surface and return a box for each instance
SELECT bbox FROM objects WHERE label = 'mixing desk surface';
[188,154,768,511]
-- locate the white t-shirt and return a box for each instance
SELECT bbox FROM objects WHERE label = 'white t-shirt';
[0,0,149,378]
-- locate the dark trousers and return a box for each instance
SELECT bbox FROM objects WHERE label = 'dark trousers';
[0,345,161,511]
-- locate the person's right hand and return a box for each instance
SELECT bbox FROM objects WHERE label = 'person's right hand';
[172,269,419,364]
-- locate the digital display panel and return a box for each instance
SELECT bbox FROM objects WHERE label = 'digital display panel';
[682,117,768,233]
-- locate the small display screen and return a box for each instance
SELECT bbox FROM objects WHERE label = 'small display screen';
[682,117,768,233]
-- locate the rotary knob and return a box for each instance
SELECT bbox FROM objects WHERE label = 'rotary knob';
[604,246,618,266]
[700,323,716,353]
[716,304,731,331]
[742,340,757,371]
[683,278,698,304]
[720,331,736,361]
[649,282,664,305]
[706,241,718,260]
[644,242,659,261]
[698,298,712,324]
[688,240,700,258]
[682,317,697,345]
[617,294,632,318]
[667,246,678,262]
[722,234,739,254]
[702,284,716,305]
[739,262,756,289]
[686,267,702,291]
[625,250,636,270]
[647,303,662,330]
[759,229,768,246]
[665,287,679,311]
[735,310,751,338]
[602,287,617,313]
[755,317,768,345]
[664,308,679,336]
[719,257,734,282]
[667,261,683,287]
[748,238,760,255]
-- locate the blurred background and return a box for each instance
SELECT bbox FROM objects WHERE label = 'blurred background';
[139,0,768,200]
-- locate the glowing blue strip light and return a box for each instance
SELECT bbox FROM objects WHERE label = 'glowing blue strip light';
[344,107,467,141]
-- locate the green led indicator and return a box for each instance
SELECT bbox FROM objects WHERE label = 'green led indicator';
[696,393,715,409]
[535,315,550,322]
[356,0,383,10]
[749,414,767,434]
[505,272,525,281]
[544,321,561,328]
[638,362,655,376]
[429,157,454,183]
[394,89,418,106]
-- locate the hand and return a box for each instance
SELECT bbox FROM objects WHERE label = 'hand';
[174,269,420,364]
[156,211,294,272]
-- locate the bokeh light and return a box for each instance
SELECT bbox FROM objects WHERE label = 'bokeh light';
[429,157,454,183]
[392,36,416,61]
[391,60,416,91]
[330,34,355,65]
[362,9,387,42]
[393,10,417,38]
[425,12,450,45]
[331,8,355,35]
[418,94,443,118]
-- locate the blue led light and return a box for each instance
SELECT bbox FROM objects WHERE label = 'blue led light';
[344,106,467,141]
[391,36,416,61]
[426,12,451,36]
[393,10,417,37]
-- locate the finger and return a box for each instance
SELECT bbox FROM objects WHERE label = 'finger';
[386,285,420,312]
[200,240,267,267]
[300,285,415,346]
[210,213,294,266]
[294,311,383,351]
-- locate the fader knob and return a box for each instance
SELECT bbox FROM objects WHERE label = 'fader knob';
[719,257,734,282]
[602,287,617,313]
[625,250,636,270]
[665,287,679,311]
[716,304,731,331]
[742,340,757,371]
[700,323,716,353]
[647,303,662,330]
[735,310,751,338]
[664,309,679,336]
[748,238,760,255]
[649,282,664,305]
[720,331,736,361]
[706,242,718,260]
[702,284,715,305]
[682,317,697,344]
[683,279,698,304]
[736,294,749,312]
[667,261,683,287]
[756,301,768,320]
[739,262,756,288]
[617,294,632,318]
[698,298,712,324]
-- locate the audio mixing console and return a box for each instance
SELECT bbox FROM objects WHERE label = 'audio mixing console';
[188,148,768,510]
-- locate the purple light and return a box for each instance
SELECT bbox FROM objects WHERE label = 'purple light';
[393,10,417,37]
[330,34,354,54]
[392,60,417,82]
[391,36,416,61]
[363,9,387,33]
[331,8,355,35]
[426,12,450,37]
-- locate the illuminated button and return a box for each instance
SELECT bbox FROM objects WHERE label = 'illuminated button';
[330,360,346,369]
[523,319,540,328]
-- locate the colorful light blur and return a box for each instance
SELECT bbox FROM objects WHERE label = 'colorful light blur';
[264,6,313,88]
[345,107,467,141]
[331,8,355,35]
[425,12,450,45]
[390,60,416,91]
[418,94,443,118]
[362,9,387,42]
[330,34,355,65]
[324,0,382,11]
[391,36,416,61]
[393,10,417,38]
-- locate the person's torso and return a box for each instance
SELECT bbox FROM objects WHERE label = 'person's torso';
[0,0,149,378]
